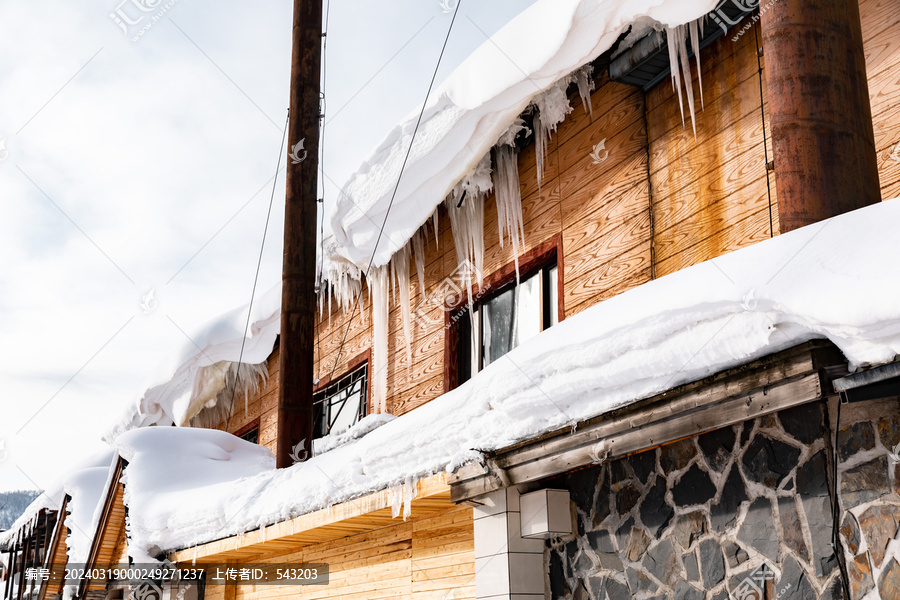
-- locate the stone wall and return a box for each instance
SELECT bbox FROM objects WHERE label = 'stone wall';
[546,401,849,600]
[835,396,900,600]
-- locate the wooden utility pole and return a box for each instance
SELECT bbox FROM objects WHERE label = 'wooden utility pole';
[277,0,321,468]
[760,0,881,231]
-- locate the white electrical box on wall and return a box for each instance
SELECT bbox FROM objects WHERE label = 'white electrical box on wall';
[519,488,572,539]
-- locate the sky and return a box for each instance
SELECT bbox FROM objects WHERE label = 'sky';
[0,0,538,493]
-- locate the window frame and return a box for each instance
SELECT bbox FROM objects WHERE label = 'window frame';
[444,235,564,391]
[233,418,260,445]
[312,359,369,438]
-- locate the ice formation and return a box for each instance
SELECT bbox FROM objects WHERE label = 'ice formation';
[575,64,595,119]
[445,154,491,323]
[391,244,414,369]
[493,143,526,280]
[666,17,706,137]
[531,79,574,191]
[412,229,426,297]
[369,265,390,414]
[187,362,269,428]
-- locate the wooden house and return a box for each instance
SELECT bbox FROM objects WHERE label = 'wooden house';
[37,0,900,599]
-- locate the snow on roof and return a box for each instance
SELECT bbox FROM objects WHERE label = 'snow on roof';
[116,428,276,562]
[119,199,900,557]
[105,0,722,444]
[0,450,116,556]
[104,285,281,442]
[323,0,719,274]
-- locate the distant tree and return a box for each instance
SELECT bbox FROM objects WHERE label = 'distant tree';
[0,490,42,530]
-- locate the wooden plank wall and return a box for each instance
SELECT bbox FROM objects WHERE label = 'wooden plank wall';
[214,3,897,436]
[216,505,474,600]
[861,0,900,200]
[647,17,777,278]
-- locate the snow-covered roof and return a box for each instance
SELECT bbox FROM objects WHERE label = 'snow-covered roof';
[105,0,723,443]
[119,199,900,558]
[104,285,281,442]
[0,450,116,561]
[323,0,718,275]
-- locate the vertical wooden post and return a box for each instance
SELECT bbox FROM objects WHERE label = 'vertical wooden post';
[278,0,321,468]
[760,0,881,232]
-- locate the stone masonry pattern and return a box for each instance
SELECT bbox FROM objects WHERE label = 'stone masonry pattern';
[546,402,853,600]
[835,397,900,600]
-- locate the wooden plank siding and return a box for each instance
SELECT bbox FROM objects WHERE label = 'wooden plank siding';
[860,0,900,200]
[188,505,474,600]
[212,3,896,446]
[647,16,778,278]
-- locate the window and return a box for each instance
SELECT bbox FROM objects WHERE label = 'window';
[313,364,368,438]
[238,426,259,445]
[457,263,558,384]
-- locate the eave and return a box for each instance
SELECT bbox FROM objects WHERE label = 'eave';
[168,473,453,564]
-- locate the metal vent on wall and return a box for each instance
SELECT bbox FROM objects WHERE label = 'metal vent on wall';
[609,0,756,90]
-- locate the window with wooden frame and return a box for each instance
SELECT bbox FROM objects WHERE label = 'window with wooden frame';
[312,363,368,438]
[233,419,260,445]
[454,259,559,386]
[237,427,259,445]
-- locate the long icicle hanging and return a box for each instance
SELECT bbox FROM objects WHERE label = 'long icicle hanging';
[369,265,389,414]
[666,18,705,138]
[493,144,526,282]
[412,229,426,298]
[575,64,595,120]
[689,19,705,109]
[533,109,546,194]
[391,243,413,372]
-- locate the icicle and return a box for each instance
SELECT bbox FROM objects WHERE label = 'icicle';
[368,265,389,414]
[412,230,426,298]
[666,20,704,138]
[493,144,526,281]
[533,109,545,193]
[391,244,413,371]
[432,208,440,248]
[390,484,403,519]
[689,20,704,109]
[530,80,573,191]
[446,153,490,291]
[402,476,418,521]
[666,25,687,130]
[575,64,595,120]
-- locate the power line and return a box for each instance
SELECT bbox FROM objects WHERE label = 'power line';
[326,1,463,383]
[226,110,290,429]
[315,0,332,384]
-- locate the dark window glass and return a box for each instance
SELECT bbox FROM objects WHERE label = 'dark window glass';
[457,263,558,385]
[238,427,259,445]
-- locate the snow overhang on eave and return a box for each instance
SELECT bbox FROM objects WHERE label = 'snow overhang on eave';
[448,341,847,503]
[167,473,452,564]
[610,0,755,90]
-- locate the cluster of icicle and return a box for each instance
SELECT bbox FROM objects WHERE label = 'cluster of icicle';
[531,64,595,192]
[666,17,706,137]
[390,475,420,520]
[187,361,270,428]
[322,64,598,414]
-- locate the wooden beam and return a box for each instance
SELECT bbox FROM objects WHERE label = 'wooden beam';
[168,473,452,564]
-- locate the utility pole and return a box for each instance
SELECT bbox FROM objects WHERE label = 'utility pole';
[760,0,880,231]
[277,0,321,468]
